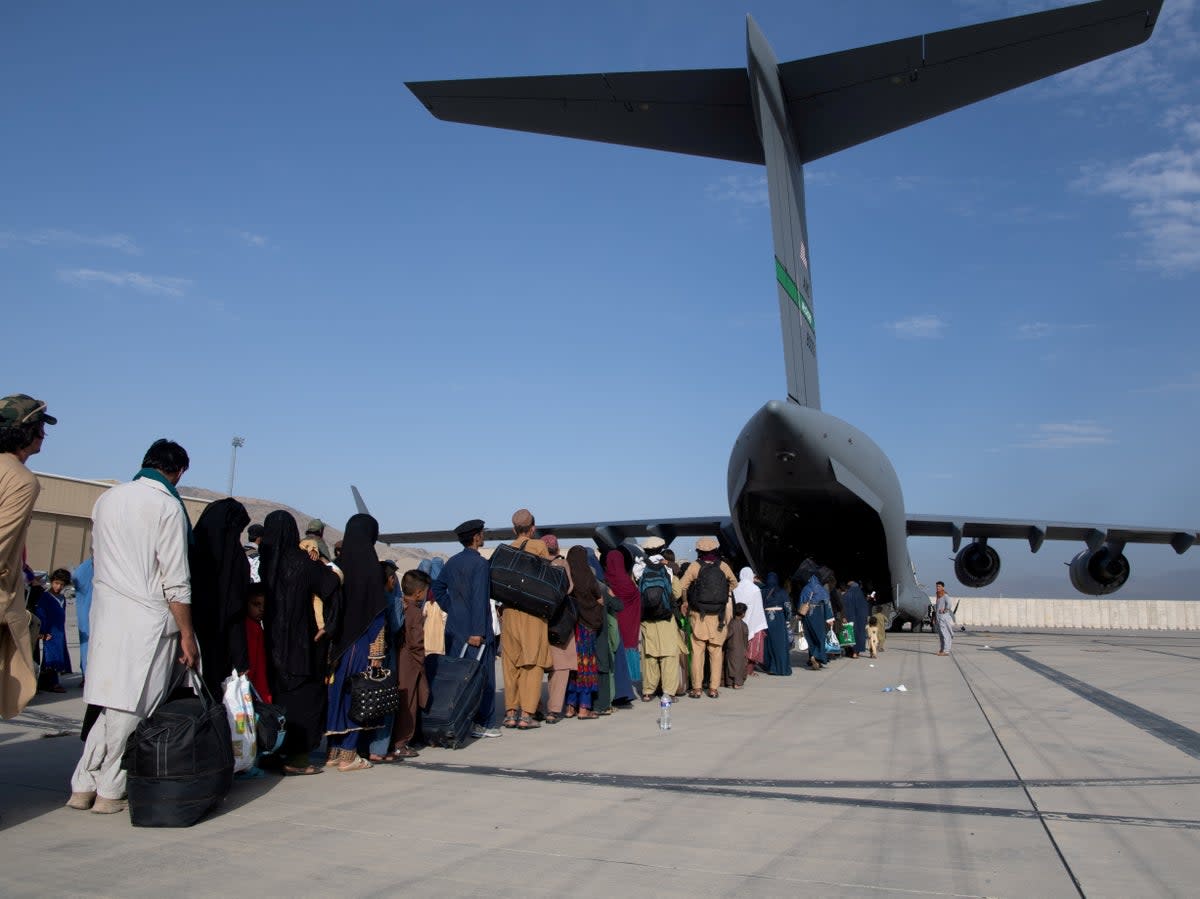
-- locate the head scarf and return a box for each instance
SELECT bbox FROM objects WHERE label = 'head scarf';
[260,510,325,682]
[586,550,607,586]
[418,559,432,574]
[328,513,386,664]
[735,566,767,637]
[568,545,603,631]
[605,549,642,646]
[430,557,445,580]
[188,498,251,692]
[762,571,782,606]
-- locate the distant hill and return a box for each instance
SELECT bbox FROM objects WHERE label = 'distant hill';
[182,487,437,572]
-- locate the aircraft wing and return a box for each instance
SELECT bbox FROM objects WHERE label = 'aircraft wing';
[907,514,1198,555]
[377,516,730,547]
[407,0,1162,166]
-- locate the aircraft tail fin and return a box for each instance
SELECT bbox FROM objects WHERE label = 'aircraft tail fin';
[351,485,370,516]
[747,16,820,408]
[406,0,1163,410]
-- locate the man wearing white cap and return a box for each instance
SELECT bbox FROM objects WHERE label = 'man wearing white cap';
[637,537,680,701]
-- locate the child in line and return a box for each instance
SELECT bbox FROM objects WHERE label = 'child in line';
[389,569,430,759]
[722,602,749,689]
[243,583,271,703]
[866,614,881,659]
[35,568,73,693]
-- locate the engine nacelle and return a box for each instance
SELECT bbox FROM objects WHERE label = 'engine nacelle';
[1069,545,1130,595]
[954,541,1001,588]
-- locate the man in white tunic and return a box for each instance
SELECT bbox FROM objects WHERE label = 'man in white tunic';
[934,580,954,656]
[68,439,198,814]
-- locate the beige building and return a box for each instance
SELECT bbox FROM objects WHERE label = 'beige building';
[25,471,211,575]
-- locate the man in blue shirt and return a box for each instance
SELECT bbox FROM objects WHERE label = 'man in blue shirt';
[432,519,500,738]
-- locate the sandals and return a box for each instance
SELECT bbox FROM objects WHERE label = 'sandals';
[338,756,373,772]
[516,712,541,729]
[687,690,702,699]
[543,712,563,724]
[503,710,519,728]
[705,688,719,699]
[283,764,324,776]
[368,753,399,764]
[641,694,654,703]
[577,709,599,720]
[564,706,577,719]
[392,744,420,758]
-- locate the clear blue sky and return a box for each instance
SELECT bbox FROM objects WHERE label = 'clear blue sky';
[4,1,1198,597]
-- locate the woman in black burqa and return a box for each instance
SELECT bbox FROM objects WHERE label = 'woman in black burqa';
[260,510,342,775]
[188,498,251,697]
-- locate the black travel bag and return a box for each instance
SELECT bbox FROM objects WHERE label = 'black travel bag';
[489,541,568,620]
[250,683,286,757]
[122,667,234,828]
[547,596,578,647]
[422,645,486,749]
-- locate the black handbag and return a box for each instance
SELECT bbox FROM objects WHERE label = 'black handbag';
[548,596,577,647]
[349,667,400,724]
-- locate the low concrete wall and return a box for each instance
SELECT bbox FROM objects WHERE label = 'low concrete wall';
[955,598,1200,630]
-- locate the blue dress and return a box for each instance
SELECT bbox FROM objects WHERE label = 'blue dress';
[760,576,792,676]
[799,576,831,665]
[326,610,386,749]
[73,559,93,673]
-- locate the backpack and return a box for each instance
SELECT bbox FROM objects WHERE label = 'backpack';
[638,563,674,622]
[688,561,728,615]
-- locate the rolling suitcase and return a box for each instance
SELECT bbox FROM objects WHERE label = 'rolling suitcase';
[422,644,486,749]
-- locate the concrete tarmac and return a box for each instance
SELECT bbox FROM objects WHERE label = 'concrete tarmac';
[2,628,1199,898]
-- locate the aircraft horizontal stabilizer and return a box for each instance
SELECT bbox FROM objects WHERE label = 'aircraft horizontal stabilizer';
[785,0,1163,163]
[406,0,1161,166]
[408,68,762,164]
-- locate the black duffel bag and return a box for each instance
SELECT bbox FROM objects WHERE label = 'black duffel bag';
[489,541,568,620]
[122,667,234,828]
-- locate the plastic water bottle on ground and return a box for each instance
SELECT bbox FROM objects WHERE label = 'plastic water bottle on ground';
[659,695,672,731]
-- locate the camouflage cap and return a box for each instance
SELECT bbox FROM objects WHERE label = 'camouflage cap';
[0,394,57,429]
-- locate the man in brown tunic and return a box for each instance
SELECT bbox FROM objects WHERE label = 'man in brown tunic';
[500,509,553,729]
[0,395,55,719]
[676,537,737,698]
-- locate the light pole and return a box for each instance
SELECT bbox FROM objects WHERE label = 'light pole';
[228,436,245,496]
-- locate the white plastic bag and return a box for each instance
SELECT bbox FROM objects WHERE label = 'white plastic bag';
[795,634,809,652]
[221,669,257,773]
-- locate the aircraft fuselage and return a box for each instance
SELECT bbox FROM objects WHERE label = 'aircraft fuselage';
[727,400,928,621]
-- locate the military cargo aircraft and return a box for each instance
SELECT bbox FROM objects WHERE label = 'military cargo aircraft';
[372,0,1195,626]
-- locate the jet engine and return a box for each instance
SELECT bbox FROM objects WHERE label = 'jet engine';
[954,540,1001,589]
[1069,544,1130,595]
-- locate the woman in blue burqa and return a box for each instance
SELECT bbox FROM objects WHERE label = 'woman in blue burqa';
[759,572,793,676]
[795,560,834,671]
[324,513,388,772]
